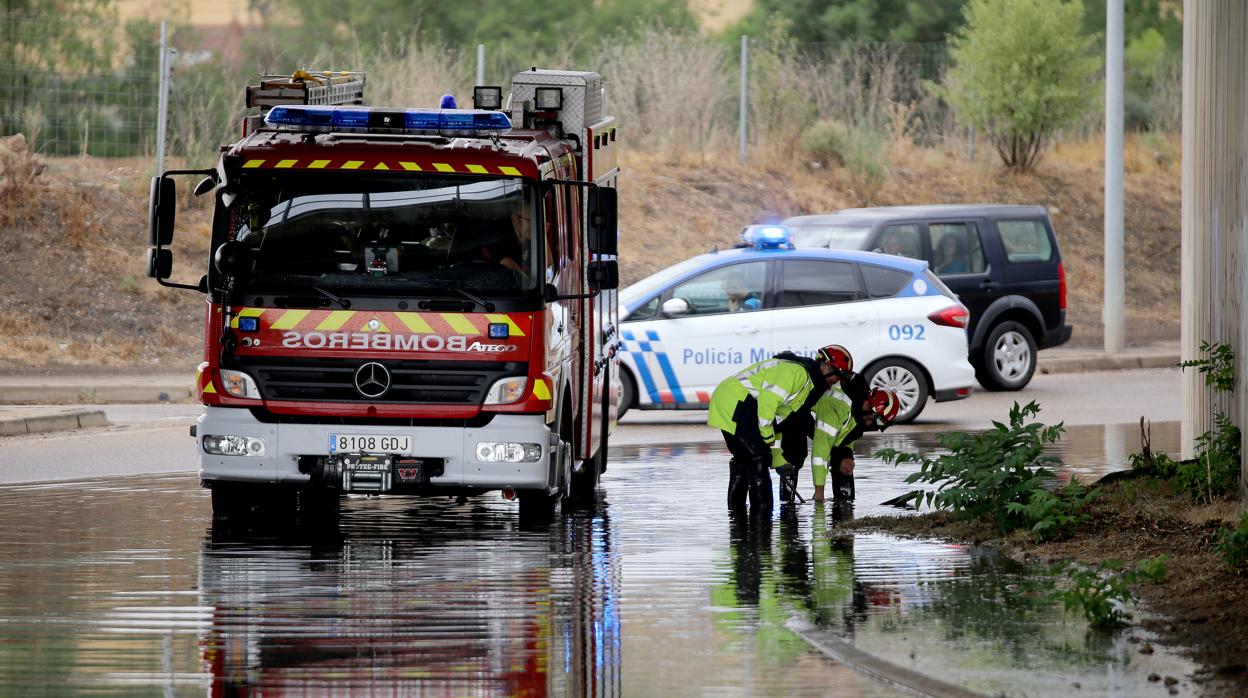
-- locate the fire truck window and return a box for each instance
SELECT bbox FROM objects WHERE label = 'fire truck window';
[542,189,559,277]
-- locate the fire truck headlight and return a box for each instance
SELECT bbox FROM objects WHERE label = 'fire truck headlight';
[475,442,542,463]
[483,377,528,405]
[202,434,266,457]
[220,370,262,399]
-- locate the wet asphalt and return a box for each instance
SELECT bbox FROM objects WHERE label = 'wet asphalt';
[0,422,1203,696]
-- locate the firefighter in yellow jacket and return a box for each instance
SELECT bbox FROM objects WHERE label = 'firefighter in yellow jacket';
[707,345,855,517]
[808,385,901,502]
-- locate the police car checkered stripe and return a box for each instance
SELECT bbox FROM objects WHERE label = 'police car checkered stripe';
[621,329,689,404]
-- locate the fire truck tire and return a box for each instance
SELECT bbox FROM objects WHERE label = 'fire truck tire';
[521,397,573,522]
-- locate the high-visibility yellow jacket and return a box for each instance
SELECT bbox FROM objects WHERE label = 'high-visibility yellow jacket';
[809,386,856,487]
[707,358,817,461]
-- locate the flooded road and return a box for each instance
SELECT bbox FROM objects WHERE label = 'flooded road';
[0,423,1198,696]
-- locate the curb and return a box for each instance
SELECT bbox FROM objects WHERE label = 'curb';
[0,384,193,405]
[0,410,110,437]
[1037,353,1180,375]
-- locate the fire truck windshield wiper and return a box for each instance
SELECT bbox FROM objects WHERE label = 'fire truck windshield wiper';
[311,285,351,309]
[445,288,495,312]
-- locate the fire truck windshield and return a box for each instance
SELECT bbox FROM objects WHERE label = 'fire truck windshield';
[228,174,540,297]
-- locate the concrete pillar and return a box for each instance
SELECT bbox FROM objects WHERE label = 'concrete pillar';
[1180,1,1247,500]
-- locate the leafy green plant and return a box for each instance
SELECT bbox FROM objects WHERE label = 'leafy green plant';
[1052,561,1132,629]
[1179,340,1235,391]
[1180,342,1239,502]
[1215,513,1248,571]
[877,401,1094,538]
[1133,554,1169,584]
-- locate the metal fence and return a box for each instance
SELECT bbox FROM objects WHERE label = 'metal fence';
[0,12,160,158]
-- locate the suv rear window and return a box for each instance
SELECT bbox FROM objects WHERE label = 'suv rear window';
[998,220,1053,263]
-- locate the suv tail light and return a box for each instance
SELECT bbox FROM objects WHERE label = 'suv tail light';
[1058,261,1068,310]
[928,305,969,328]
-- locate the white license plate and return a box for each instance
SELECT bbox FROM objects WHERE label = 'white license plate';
[329,433,412,454]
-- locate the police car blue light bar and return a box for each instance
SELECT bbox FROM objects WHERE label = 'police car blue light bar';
[264,105,513,133]
[741,225,795,250]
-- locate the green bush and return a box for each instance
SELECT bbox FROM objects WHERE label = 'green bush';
[940,0,1100,171]
[1215,513,1248,571]
[1052,561,1132,629]
[877,401,1096,538]
[800,119,887,202]
[801,119,851,167]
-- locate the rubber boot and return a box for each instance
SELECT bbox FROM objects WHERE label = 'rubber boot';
[727,458,749,513]
[831,468,856,502]
[748,457,773,519]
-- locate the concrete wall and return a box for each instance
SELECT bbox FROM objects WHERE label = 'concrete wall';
[1180,1,1247,499]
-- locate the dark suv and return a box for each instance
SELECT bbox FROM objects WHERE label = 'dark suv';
[781,205,1072,390]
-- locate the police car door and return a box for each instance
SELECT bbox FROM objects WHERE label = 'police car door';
[623,260,770,407]
[769,257,880,366]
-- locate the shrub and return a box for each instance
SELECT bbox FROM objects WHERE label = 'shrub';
[801,119,851,167]
[876,401,1096,538]
[940,0,1100,171]
[1052,561,1132,629]
[1215,513,1248,571]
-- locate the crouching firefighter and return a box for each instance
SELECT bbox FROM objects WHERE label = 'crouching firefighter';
[811,385,901,502]
[707,345,855,518]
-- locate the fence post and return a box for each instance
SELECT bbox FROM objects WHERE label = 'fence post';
[739,35,748,165]
[155,20,169,175]
[1104,0,1125,353]
[476,44,485,87]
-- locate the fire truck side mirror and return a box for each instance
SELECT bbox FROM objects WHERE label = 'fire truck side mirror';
[146,248,172,280]
[587,187,618,256]
[587,260,619,291]
[148,176,176,247]
[214,241,255,277]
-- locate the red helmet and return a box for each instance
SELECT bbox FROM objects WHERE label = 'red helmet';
[868,388,901,424]
[817,344,854,376]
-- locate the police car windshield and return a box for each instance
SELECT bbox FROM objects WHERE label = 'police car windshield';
[787,222,872,249]
[228,173,539,297]
[620,256,709,305]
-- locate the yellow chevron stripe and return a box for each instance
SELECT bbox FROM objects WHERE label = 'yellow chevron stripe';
[532,379,551,400]
[316,310,356,331]
[342,160,364,170]
[433,163,455,173]
[399,162,421,171]
[396,313,434,334]
[465,164,488,174]
[270,309,310,330]
[275,159,298,168]
[239,308,264,317]
[242,159,265,168]
[498,166,521,176]
[442,313,479,335]
[203,380,217,394]
[308,159,331,169]
[373,162,389,170]
[485,313,526,337]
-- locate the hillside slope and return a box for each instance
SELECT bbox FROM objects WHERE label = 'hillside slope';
[0,136,1179,370]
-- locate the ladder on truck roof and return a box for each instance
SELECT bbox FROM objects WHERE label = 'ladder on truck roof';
[245,70,367,111]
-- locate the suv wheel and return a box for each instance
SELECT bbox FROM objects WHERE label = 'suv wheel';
[865,358,928,424]
[978,321,1037,391]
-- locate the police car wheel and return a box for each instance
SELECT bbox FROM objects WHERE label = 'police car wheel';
[864,358,928,424]
[618,370,636,419]
[977,321,1037,392]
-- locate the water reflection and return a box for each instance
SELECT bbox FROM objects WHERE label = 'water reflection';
[199,497,621,696]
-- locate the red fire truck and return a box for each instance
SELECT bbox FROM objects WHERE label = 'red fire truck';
[146,69,620,521]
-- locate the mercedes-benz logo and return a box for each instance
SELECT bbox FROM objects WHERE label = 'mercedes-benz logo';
[353,362,391,399]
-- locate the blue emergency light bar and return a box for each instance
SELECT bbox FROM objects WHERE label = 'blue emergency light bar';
[741,225,795,250]
[263,105,513,133]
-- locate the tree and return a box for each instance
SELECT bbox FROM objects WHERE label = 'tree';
[941,0,1100,171]
[732,0,967,44]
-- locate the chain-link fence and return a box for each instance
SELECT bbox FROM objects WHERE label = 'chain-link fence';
[0,11,160,158]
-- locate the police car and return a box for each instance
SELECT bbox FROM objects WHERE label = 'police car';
[617,226,976,423]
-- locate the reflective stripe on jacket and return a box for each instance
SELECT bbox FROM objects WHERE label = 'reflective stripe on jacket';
[810,387,855,487]
[706,358,816,447]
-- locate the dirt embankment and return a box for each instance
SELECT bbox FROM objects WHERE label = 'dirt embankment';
[0,135,1180,370]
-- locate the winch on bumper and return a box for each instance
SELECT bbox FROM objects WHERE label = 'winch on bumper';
[195,406,556,494]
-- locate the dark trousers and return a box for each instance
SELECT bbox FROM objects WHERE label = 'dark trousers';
[721,398,811,515]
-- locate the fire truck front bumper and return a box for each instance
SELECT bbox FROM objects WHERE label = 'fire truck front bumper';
[196,406,557,493]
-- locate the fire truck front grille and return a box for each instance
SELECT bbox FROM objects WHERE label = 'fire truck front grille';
[236,358,524,404]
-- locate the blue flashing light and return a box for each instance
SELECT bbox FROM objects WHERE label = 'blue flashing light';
[264,105,512,132]
[488,322,510,339]
[741,225,795,251]
[439,93,457,109]
[238,317,259,332]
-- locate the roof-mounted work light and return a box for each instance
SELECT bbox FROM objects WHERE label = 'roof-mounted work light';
[474,86,503,110]
[534,87,563,111]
